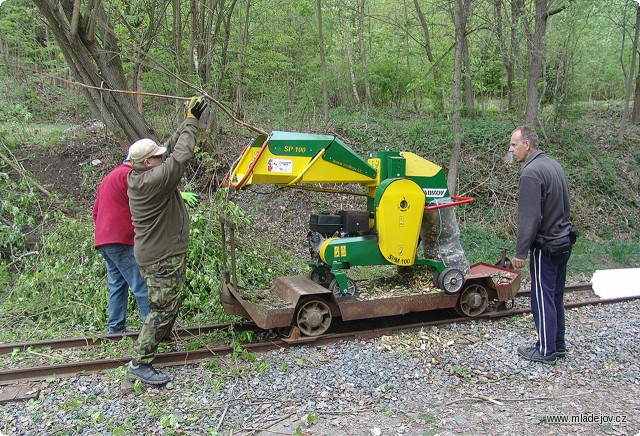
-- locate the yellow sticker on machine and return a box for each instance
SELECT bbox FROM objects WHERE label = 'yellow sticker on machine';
[332,245,347,258]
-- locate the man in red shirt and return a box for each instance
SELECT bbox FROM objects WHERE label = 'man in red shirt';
[93,156,149,333]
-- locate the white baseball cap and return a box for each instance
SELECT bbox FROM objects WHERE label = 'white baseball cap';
[128,138,167,163]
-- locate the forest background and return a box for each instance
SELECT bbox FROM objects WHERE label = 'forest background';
[0,0,639,342]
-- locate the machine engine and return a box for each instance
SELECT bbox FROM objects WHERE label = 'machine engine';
[307,211,371,262]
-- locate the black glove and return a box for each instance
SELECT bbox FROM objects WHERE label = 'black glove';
[186,97,208,120]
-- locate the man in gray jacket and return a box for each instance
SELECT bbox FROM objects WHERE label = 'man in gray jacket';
[509,125,573,365]
[126,96,207,384]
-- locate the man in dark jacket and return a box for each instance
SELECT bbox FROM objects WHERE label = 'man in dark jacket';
[93,156,149,333]
[510,125,573,365]
[126,96,207,384]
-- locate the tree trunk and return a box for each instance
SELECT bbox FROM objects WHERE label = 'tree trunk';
[174,0,184,121]
[235,0,251,119]
[212,0,238,101]
[32,0,155,143]
[449,0,465,195]
[359,0,373,107]
[494,0,515,110]
[413,0,444,114]
[189,0,198,76]
[341,7,361,106]
[524,1,566,127]
[525,0,547,126]
[463,35,474,112]
[316,0,330,121]
[621,5,640,139]
[632,69,640,123]
[135,67,143,112]
[512,0,525,115]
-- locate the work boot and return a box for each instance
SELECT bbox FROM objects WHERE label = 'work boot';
[128,361,170,385]
[108,328,125,335]
[517,346,558,365]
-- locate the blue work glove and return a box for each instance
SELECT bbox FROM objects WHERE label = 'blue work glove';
[180,192,201,208]
[186,96,207,120]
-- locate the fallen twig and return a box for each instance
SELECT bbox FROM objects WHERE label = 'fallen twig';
[443,390,598,407]
[6,251,39,269]
[241,427,299,436]
[0,151,51,198]
[27,349,56,360]
[443,394,503,406]
[216,405,228,432]
[318,407,373,415]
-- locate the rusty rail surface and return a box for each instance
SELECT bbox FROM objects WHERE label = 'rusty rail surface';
[2,283,636,385]
[0,283,593,357]
[0,322,263,356]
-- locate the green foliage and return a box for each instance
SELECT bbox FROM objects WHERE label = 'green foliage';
[0,173,43,257]
[0,71,85,125]
[182,189,306,324]
[133,379,143,393]
[229,329,257,363]
[460,224,514,265]
[0,0,41,61]
[0,184,308,341]
[91,411,104,425]
[0,100,32,123]
[1,213,107,339]
[306,411,318,425]
[418,412,438,424]
[160,414,179,429]
[451,365,469,378]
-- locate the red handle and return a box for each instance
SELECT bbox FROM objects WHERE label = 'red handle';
[425,195,474,211]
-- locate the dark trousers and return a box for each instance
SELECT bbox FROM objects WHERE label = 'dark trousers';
[529,247,571,356]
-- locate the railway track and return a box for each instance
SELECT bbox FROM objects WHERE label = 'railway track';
[0,283,636,385]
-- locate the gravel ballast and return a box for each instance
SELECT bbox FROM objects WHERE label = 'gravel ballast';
[1,300,639,436]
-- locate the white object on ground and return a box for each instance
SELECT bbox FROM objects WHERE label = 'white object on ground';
[591,268,640,299]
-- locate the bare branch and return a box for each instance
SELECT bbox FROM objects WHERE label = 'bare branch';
[546,5,567,19]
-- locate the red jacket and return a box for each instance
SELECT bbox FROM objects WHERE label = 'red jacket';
[93,163,135,247]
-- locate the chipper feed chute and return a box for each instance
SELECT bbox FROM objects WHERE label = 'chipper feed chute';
[226,131,378,189]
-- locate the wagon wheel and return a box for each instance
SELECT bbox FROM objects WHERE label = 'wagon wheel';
[456,283,489,317]
[328,278,357,298]
[438,267,465,295]
[294,298,332,336]
[309,266,333,288]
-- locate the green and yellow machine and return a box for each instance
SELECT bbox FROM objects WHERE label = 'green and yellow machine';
[219,130,521,337]
[225,131,474,297]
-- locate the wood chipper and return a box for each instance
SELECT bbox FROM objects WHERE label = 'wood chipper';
[219,131,521,337]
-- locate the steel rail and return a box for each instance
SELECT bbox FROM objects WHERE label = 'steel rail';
[0,283,593,356]
[0,322,262,356]
[514,282,592,298]
[1,290,636,385]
